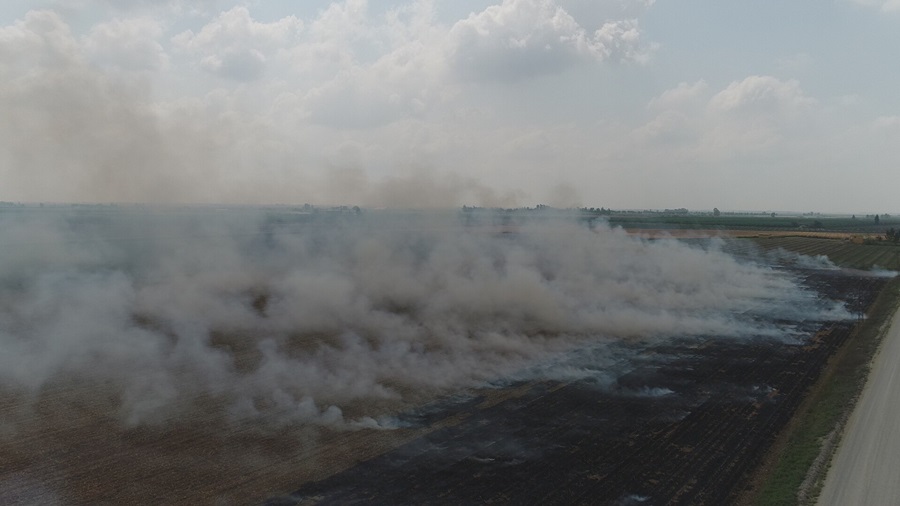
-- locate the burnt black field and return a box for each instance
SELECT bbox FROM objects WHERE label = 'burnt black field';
[268,270,886,506]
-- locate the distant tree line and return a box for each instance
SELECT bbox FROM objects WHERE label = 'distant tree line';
[580,207,613,216]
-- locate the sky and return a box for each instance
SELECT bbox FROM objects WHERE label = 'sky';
[1,0,899,213]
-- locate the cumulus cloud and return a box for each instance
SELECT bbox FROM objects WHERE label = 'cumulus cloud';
[0,1,669,206]
[708,75,816,115]
[0,10,81,73]
[301,46,443,127]
[647,79,708,110]
[288,0,371,74]
[633,75,821,158]
[172,6,303,81]
[71,0,233,16]
[448,0,651,82]
[83,16,168,71]
[703,76,819,158]
[5,3,861,214]
[610,73,842,209]
[558,0,656,22]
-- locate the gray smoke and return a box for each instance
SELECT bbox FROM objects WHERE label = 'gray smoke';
[0,208,851,430]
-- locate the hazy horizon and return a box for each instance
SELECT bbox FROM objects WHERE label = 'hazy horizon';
[0,201,894,217]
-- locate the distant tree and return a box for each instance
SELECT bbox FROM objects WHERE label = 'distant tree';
[771,212,776,218]
[876,214,881,225]
[713,207,721,217]
[887,227,900,243]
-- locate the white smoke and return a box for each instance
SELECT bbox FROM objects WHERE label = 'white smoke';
[0,207,849,430]
[763,247,839,271]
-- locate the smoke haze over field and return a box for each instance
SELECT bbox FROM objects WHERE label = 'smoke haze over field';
[0,208,852,430]
[2,2,900,212]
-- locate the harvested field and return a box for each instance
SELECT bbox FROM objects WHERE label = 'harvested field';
[750,236,900,271]
[0,270,883,506]
[0,211,890,505]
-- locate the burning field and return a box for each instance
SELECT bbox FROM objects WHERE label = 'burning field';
[0,207,887,505]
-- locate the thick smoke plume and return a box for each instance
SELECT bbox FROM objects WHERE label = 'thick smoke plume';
[0,207,849,430]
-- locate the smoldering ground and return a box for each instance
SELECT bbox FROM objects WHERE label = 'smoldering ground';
[0,206,853,433]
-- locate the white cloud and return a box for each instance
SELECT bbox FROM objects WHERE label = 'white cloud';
[166,1,448,127]
[83,17,168,71]
[631,109,692,144]
[634,76,821,164]
[77,0,231,16]
[849,0,900,12]
[0,10,82,74]
[306,0,370,47]
[297,1,450,128]
[555,0,655,27]
[9,2,896,213]
[708,75,816,115]
[172,6,303,81]
[647,80,708,110]
[277,2,373,88]
[448,0,651,82]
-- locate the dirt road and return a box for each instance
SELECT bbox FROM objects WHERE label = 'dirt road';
[819,307,900,505]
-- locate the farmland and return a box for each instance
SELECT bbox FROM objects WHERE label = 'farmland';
[269,269,888,505]
[749,236,900,271]
[603,212,899,235]
[265,231,900,505]
[1,208,897,505]
[738,236,900,505]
